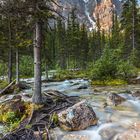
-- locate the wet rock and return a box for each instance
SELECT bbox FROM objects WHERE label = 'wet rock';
[93,88,100,93]
[103,102,108,108]
[16,82,30,90]
[77,85,88,90]
[107,93,126,106]
[119,90,132,94]
[22,92,32,98]
[62,134,89,140]
[129,77,140,84]
[117,123,140,140]
[71,82,80,86]
[99,126,119,140]
[21,93,32,102]
[13,82,30,94]
[58,101,98,131]
[132,91,140,98]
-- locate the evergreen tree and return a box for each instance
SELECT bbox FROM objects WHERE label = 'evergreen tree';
[121,0,139,62]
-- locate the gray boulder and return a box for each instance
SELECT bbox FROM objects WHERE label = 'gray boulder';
[58,101,98,131]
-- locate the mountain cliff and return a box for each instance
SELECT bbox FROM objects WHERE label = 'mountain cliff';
[56,0,122,30]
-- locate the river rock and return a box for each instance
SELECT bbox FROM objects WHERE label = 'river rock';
[77,85,88,90]
[107,93,126,106]
[116,123,140,140]
[132,91,140,98]
[58,101,98,131]
[62,134,89,140]
[129,77,140,84]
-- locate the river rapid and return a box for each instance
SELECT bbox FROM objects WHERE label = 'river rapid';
[1,78,140,140]
[23,78,140,140]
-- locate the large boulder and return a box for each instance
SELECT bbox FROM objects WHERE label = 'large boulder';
[116,123,140,140]
[132,91,140,98]
[58,101,98,131]
[106,93,126,106]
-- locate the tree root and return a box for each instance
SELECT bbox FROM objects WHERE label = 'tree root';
[1,90,79,140]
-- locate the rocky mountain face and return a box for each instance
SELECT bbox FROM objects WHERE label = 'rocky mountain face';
[56,0,122,31]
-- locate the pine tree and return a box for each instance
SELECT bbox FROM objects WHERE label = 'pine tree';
[121,0,139,61]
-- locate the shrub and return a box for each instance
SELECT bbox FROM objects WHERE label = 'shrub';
[117,61,138,80]
[0,63,7,77]
[20,56,34,77]
[89,47,119,80]
[89,47,137,81]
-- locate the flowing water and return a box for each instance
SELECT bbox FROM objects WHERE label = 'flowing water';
[1,78,140,140]
[21,78,140,140]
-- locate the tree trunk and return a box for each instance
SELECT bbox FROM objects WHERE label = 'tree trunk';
[32,21,42,104]
[8,15,12,84]
[45,62,49,81]
[132,3,135,51]
[16,48,19,84]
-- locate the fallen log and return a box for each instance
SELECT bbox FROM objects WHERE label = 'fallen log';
[0,80,16,96]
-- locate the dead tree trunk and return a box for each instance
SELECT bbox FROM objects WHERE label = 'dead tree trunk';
[132,1,135,51]
[8,15,12,84]
[32,21,42,104]
[16,48,19,84]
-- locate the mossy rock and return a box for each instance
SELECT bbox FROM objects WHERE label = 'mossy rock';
[0,95,25,115]
[0,96,33,131]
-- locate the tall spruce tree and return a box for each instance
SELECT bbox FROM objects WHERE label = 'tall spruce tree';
[121,0,139,62]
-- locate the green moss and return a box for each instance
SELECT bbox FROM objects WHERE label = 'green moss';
[20,75,33,79]
[0,111,21,132]
[91,79,127,86]
[0,102,33,132]
[25,124,32,129]
[51,112,58,124]
[0,112,19,123]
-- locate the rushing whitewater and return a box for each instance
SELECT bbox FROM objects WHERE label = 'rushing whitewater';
[17,78,140,140]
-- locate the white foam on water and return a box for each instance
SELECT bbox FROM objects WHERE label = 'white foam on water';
[73,123,119,140]
[83,0,89,3]
[128,100,140,111]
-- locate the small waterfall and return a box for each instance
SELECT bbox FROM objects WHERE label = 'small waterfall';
[83,0,96,30]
